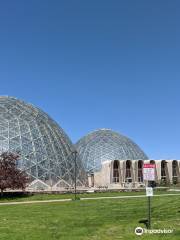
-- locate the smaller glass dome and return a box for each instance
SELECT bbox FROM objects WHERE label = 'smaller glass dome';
[76,129,148,173]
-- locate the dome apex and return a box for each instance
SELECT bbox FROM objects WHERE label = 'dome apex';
[76,129,148,172]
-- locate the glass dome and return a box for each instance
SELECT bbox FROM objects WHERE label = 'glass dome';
[0,96,86,189]
[76,129,148,173]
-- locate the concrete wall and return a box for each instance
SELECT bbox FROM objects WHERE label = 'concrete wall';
[91,159,180,189]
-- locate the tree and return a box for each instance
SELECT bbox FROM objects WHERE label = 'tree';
[0,152,29,196]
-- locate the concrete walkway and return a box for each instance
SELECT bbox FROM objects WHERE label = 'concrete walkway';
[0,198,72,206]
[80,193,180,200]
[0,193,179,206]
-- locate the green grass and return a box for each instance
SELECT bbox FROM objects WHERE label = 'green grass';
[0,194,179,240]
[0,191,145,202]
[0,188,178,202]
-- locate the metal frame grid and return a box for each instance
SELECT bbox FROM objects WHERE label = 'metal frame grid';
[0,96,86,188]
[76,129,148,173]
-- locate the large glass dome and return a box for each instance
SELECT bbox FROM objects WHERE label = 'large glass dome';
[0,96,86,189]
[76,129,148,173]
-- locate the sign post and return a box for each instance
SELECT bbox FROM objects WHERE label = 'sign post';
[146,187,153,229]
[143,164,155,229]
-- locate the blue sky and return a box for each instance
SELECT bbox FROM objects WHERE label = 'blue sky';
[0,0,179,159]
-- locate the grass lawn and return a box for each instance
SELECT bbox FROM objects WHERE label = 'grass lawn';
[0,193,179,240]
[0,189,179,202]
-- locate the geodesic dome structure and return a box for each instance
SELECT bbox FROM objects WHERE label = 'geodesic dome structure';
[76,129,148,173]
[0,96,86,190]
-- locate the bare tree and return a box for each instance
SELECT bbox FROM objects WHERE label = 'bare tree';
[0,152,29,196]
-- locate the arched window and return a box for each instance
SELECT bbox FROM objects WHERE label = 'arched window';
[125,160,132,183]
[172,160,178,184]
[161,160,168,184]
[148,160,157,186]
[138,160,143,182]
[150,160,155,164]
[113,160,120,183]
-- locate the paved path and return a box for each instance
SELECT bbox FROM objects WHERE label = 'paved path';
[80,193,180,200]
[0,193,179,206]
[0,198,72,206]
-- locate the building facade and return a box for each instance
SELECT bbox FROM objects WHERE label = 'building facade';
[89,159,180,189]
[76,129,180,189]
[0,96,179,191]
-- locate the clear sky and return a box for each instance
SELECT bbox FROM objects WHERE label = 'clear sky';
[0,0,179,159]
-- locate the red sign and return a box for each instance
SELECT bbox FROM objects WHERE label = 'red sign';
[143,164,156,169]
[143,164,156,181]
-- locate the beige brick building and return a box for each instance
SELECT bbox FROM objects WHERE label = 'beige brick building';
[76,129,180,189]
[88,159,180,189]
